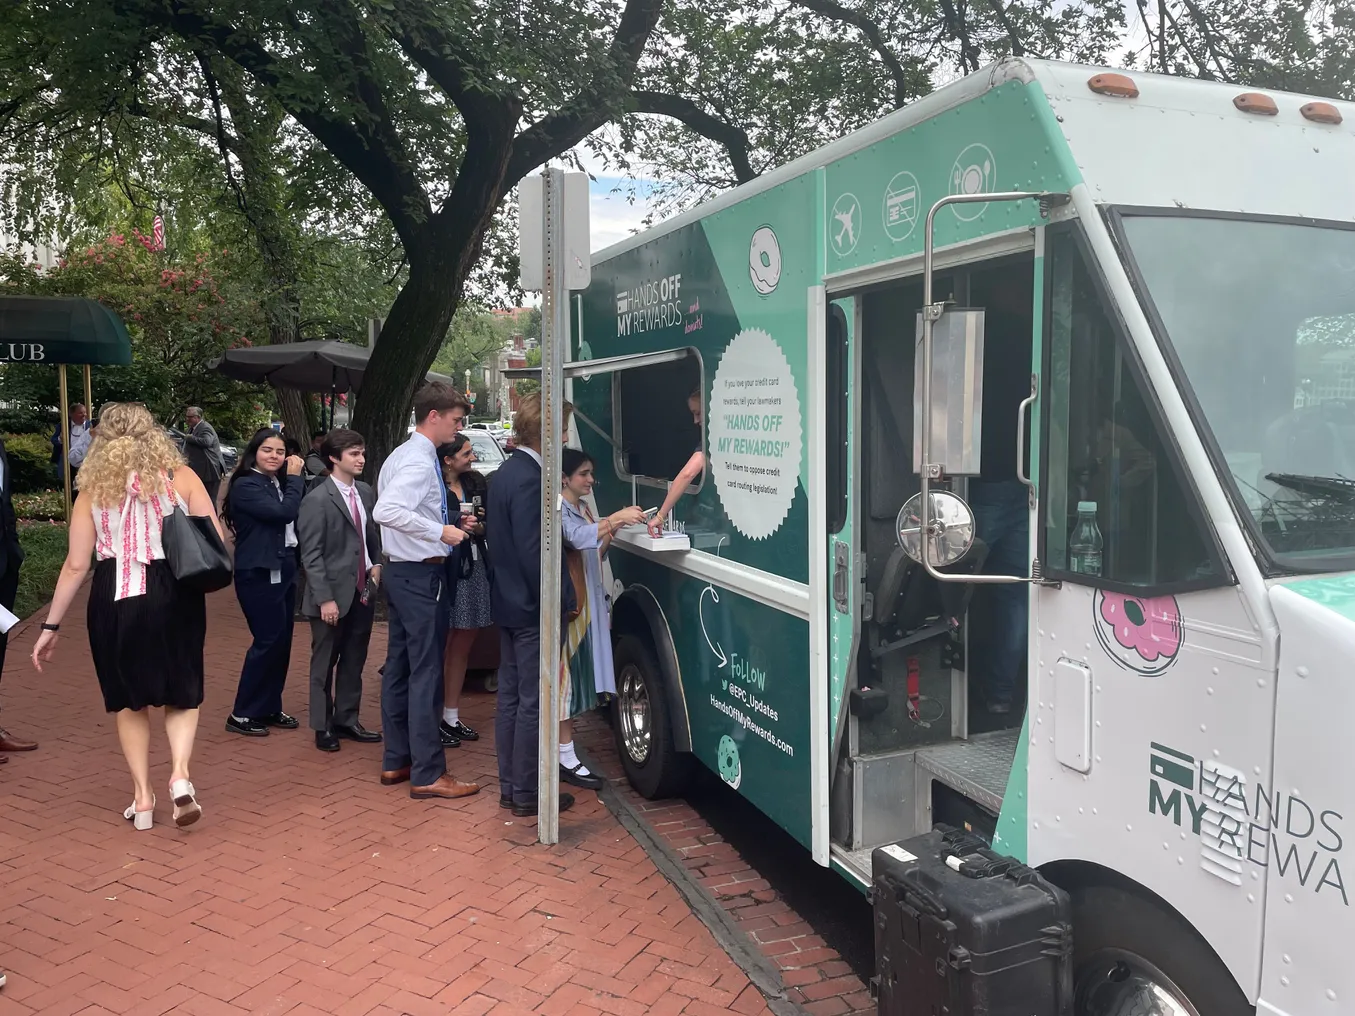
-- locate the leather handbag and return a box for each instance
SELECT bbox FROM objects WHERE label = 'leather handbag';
[162,506,233,593]
[564,546,587,623]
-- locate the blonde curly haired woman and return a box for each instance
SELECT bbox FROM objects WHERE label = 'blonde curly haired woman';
[31,403,223,831]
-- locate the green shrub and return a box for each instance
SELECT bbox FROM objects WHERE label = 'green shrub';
[13,490,64,521]
[14,522,68,619]
[1,432,55,493]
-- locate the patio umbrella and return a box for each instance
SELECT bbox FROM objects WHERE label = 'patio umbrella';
[210,340,453,427]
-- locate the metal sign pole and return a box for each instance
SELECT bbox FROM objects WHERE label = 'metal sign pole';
[57,364,71,521]
[537,168,567,844]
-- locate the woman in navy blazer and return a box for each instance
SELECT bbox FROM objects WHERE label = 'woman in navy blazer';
[221,429,306,737]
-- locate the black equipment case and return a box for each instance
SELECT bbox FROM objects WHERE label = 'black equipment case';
[870,826,1073,1016]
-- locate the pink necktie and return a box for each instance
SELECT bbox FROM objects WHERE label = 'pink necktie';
[349,488,366,591]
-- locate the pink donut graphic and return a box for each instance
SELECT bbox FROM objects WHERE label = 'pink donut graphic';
[1093,590,1183,675]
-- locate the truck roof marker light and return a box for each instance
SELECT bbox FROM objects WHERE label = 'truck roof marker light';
[1301,101,1343,125]
[1234,92,1278,116]
[1087,73,1138,99]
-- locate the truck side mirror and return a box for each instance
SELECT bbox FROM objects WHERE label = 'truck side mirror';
[912,308,985,478]
[897,489,976,567]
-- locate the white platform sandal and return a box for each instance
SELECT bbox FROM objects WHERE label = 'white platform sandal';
[170,779,201,828]
[123,796,155,831]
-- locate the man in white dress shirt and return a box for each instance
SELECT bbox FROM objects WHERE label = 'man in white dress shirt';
[67,403,92,480]
[373,383,480,801]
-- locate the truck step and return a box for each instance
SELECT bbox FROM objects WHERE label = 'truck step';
[914,730,1020,816]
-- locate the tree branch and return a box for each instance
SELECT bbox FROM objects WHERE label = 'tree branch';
[628,91,757,184]
[938,0,981,73]
[505,0,665,186]
[377,0,519,133]
[149,1,432,247]
[790,0,913,107]
[982,0,1026,57]
[124,97,237,148]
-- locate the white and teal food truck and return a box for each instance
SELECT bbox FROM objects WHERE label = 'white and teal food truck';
[549,58,1355,1015]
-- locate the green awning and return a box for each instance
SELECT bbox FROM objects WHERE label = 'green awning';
[0,295,133,365]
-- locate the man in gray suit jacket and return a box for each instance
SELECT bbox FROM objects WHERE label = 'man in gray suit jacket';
[297,429,384,752]
[182,407,225,507]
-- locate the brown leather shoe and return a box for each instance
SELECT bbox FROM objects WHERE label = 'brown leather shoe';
[0,728,36,752]
[410,774,481,800]
[380,766,411,786]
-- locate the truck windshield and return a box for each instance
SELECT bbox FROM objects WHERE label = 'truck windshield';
[1120,213,1355,572]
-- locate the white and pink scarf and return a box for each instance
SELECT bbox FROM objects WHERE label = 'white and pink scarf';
[93,471,181,601]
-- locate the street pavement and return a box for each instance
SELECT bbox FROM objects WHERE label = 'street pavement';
[0,582,773,1016]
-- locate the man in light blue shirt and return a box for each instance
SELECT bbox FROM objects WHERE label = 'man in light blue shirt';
[373,383,480,801]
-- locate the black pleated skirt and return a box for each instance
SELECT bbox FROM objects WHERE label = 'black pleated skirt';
[88,558,207,712]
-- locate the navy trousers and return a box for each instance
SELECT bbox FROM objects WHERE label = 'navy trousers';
[969,479,1030,708]
[233,560,297,719]
[496,625,542,804]
[381,562,450,787]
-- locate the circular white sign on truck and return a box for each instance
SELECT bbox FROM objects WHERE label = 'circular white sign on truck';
[708,328,802,541]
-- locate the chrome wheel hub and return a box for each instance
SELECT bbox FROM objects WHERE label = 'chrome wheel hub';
[618,664,651,764]
[1078,952,1201,1016]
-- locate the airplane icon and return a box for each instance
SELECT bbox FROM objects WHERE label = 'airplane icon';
[831,193,860,255]
[834,205,856,250]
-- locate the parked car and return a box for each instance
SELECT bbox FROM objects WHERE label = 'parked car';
[463,428,506,477]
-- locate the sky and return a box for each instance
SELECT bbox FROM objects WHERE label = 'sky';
[586,172,662,253]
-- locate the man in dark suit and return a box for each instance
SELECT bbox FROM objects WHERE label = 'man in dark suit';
[487,394,577,818]
[183,406,225,507]
[0,437,37,758]
[297,429,384,752]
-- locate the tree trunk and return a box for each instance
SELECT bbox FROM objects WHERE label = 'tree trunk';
[215,63,315,443]
[351,242,469,482]
[264,291,311,441]
[352,137,513,483]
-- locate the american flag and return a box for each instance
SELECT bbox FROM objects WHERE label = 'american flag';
[152,215,164,250]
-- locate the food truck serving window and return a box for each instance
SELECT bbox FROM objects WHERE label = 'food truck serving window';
[613,351,705,489]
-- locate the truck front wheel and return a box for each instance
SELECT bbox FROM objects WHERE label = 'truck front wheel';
[1072,885,1253,1016]
[611,634,690,799]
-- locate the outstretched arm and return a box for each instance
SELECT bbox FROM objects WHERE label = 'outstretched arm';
[648,450,705,536]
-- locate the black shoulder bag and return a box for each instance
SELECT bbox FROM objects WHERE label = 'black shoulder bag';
[162,475,233,593]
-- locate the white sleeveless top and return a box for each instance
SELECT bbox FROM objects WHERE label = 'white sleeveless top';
[92,471,183,601]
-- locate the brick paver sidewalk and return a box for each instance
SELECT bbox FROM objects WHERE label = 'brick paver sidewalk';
[0,584,773,1016]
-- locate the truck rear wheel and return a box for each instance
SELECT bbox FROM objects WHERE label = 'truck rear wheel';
[611,634,690,799]
[1072,885,1253,1016]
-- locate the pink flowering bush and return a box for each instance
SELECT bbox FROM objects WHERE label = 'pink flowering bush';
[0,231,269,435]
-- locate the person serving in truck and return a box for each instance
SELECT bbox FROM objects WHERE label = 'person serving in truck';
[647,387,705,537]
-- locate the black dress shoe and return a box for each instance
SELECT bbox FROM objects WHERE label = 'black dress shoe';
[499,794,513,810]
[334,723,382,743]
[511,792,575,817]
[438,721,462,748]
[226,715,269,737]
[560,762,604,791]
[446,720,479,742]
[263,711,300,730]
[316,730,340,752]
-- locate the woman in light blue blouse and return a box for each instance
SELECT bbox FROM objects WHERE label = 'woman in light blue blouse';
[559,448,645,789]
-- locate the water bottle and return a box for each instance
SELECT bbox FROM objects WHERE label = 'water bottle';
[1070,501,1103,576]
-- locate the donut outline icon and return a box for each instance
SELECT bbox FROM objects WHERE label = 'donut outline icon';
[749,225,782,295]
